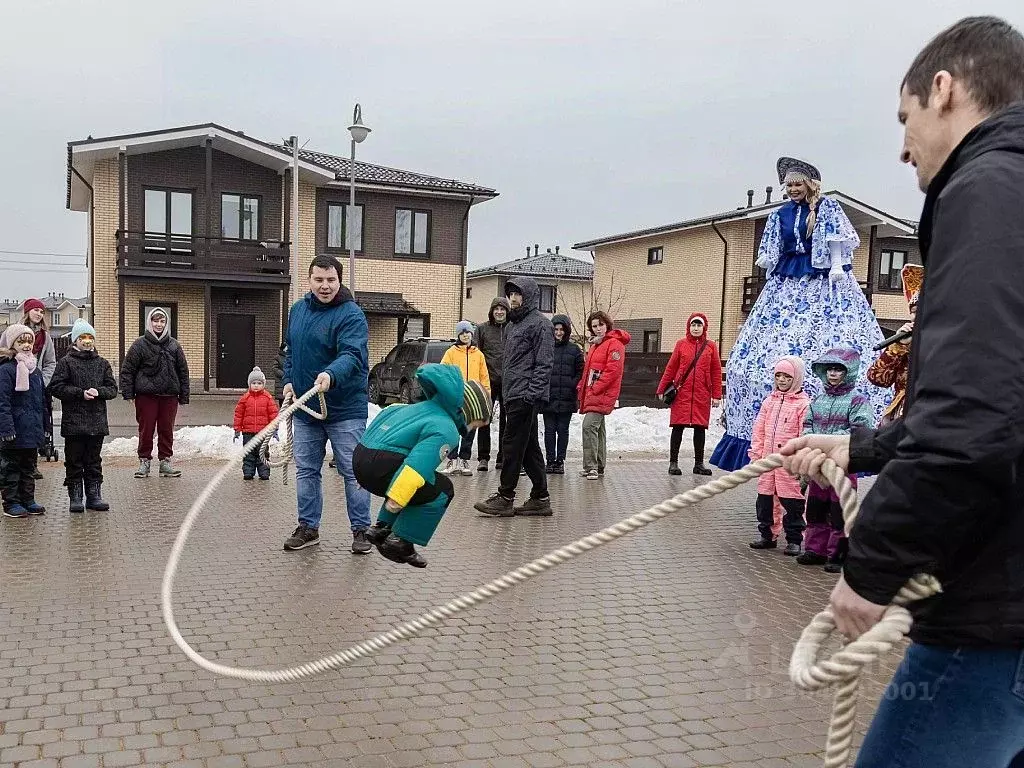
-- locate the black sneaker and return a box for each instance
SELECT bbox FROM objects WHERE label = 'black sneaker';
[514,497,553,517]
[749,538,777,550]
[693,464,713,476]
[552,462,565,475]
[351,529,372,554]
[796,551,828,566]
[823,562,843,574]
[477,460,489,472]
[378,534,427,568]
[283,525,320,551]
[474,493,515,517]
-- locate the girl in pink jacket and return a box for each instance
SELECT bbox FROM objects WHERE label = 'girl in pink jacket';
[747,356,810,555]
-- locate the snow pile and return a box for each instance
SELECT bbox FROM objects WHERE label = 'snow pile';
[102,402,721,460]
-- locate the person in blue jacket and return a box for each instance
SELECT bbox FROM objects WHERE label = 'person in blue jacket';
[280,255,372,554]
[0,324,46,518]
[358,364,491,567]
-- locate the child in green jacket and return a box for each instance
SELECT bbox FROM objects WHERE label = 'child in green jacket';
[356,364,491,568]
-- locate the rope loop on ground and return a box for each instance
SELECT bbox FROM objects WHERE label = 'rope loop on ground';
[162,392,940,768]
[254,389,327,485]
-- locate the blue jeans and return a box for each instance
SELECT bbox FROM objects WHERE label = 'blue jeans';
[855,644,1024,768]
[293,417,371,532]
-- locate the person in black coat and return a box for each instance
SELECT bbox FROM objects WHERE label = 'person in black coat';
[542,315,583,474]
[782,18,1024,767]
[48,320,117,513]
[119,307,190,478]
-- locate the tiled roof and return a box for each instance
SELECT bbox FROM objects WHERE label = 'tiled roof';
[467,253,594,281]
[286,148,497,197]
[355,292,423,317]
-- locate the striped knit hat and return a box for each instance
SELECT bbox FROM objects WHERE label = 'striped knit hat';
[461,380,492,425]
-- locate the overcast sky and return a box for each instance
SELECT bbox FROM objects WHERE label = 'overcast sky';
[1,0,1020,300]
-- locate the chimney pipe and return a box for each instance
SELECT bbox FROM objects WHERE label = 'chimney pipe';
[534,244,539,256]
[555,245,560,254]
[526,246,530,257]
[546,247,551,254]
[765,186,773,204]
[746,190,754,208]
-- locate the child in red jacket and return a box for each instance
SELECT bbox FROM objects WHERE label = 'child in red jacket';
[233,367,280,480]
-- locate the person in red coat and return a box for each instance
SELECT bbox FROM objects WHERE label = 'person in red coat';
[233,366,280,480]
[577,311,630,479]
[657,313,722,476]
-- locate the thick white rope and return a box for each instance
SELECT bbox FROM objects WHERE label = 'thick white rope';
[254,390,327,485]
[162,389,940,768]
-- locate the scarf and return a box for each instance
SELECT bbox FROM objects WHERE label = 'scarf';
[13,350,37,392]
[32,326,46,356]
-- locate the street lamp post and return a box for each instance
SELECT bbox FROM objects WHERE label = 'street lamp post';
[347,104,371,296]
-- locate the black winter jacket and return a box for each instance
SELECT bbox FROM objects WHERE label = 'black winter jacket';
[475,297,510,385]
[501,277,554,406]
[119,332,191,403]
[47,348,117,437]
[542,315,583,414]
[846,103,1024,646]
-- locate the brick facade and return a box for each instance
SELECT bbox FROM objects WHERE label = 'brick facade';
[210,288,282,387]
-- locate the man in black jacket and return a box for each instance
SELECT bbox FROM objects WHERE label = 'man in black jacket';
[474,297,510,471]
[474,277,554,517]
[782,17,1024,767]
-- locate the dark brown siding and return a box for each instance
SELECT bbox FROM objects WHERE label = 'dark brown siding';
[315,188,469,267]
[210,288,281,385]
[127,148,283,241]
[873,237,923,294]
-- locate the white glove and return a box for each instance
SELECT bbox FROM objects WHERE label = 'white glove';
[829,264,845,286]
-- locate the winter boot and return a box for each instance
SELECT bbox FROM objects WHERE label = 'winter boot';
[668,462,682,476]
[159,460,182,478]
[378,534,427,568]
[68,480,85,514]
[85,480,109,512]
[552,461,565,475]
[693,463,713,476]
[134,459,151,478]
[364,523,392,547]
[749,538,777,550]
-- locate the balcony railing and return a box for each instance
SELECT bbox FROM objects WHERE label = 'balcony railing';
[742,275,871,314]
[115,231,290,277]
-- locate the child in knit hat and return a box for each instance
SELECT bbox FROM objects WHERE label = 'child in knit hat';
[233,366,280,480]
[0,324,46,518]
[439,320,490,476]
[47,320,118,513]
[355,364,491,568]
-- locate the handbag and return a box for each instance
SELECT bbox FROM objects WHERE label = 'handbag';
[661,341,707,406]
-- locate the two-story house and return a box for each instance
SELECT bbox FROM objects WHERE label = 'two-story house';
[66,123,497,392]
[464,246,593,329]
[573,188,919,358]
[0,295,91,337]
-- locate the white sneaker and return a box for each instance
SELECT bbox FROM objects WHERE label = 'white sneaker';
[439,458,457,475]
[584,469,600,480]
[459,459,473,476]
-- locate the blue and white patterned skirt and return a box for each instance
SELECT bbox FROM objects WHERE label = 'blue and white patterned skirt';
[710,274,890,471]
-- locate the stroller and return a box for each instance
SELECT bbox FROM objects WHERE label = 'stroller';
[39,392,59,463]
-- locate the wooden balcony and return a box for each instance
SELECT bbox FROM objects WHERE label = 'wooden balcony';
[742,275,872,314]
[115,231,291,284]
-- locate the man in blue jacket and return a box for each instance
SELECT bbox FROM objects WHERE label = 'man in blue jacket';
[281,255,372,553]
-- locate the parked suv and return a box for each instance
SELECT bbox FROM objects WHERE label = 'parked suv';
[368,338,453,406]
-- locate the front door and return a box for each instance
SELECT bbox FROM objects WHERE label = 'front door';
[217,314,255,389]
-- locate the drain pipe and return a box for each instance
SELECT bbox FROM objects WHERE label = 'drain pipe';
[71,162,95,321]
[459,195,475,321]
[710,219,728,350]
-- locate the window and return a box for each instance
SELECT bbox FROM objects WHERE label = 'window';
[879,249,907,291]
[395,209,431,255]
[643,330,661,353]
[465,286,473,300]
[138,302,178,338]
[403,317,426,342]
[221,194,260,241]
[398,343,424,363]
[144,189,193,250]
[648,246,664,265]
[538,285,557,314]
[425,344,446,364]
[327,203,364,251]
[51,311,61,327]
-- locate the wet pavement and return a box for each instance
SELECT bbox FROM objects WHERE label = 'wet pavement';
[0,457,899,767]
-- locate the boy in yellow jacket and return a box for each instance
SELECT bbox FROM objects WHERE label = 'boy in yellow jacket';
[439,320,490,475]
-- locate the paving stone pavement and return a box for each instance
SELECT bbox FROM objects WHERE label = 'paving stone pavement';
[0,457,902,767]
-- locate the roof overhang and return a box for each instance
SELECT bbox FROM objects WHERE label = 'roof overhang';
[572,190,915,250]
[324,179,496,204]
[465,270,592,281]
[67,124,335,211]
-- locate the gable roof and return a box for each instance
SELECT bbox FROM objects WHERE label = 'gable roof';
[67,123,497,211]
[572,190,916,250]
[467,252,594,281]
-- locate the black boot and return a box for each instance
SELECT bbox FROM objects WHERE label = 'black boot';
[84,480,109,511]
[378,534,427,568]
[68,480,85,514]
[668,462,682,476]
[824,537,848,574]
[364,523,391,547]
[692,463,712,476]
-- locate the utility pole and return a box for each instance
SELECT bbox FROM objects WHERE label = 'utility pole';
[289,135,299,302]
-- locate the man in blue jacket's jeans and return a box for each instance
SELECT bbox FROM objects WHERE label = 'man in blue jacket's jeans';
[281,254,372,554]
